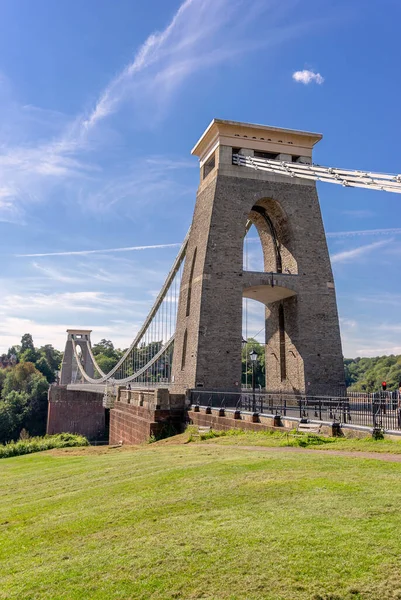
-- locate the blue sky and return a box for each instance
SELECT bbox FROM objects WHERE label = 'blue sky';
[0,0,400,357]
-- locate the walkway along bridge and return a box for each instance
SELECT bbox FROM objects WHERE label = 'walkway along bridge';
[47,119,401,443]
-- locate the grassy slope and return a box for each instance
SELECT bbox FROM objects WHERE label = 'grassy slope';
[191,429,401,453]
[1,444,401,600]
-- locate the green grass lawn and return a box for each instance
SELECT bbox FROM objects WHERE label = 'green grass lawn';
[2,442,401,600]
[189,428,401,453]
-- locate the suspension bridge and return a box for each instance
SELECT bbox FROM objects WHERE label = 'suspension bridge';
[49,119,401,443]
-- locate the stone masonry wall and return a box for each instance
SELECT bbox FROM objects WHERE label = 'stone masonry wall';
[172,146,345,396]
[109,388,186,445]
[47,385,105,440]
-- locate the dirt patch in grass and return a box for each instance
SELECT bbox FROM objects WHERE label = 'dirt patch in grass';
[151,432,191,446]
[47,444,140,457]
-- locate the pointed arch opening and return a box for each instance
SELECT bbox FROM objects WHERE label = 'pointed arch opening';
[181,329,188,371]
[243,224,264,272]
[243,197,298,275]
[186,247,197,316]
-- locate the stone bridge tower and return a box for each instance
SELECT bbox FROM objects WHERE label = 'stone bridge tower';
[171,119,345,395]
[60,329,95,385]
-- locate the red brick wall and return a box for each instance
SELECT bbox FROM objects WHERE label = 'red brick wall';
[47,386,106,441]
[109,402,184,445]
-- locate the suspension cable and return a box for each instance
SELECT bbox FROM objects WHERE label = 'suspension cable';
[233,154,401,194]
[71,336,175,385]
[76,228,190,382]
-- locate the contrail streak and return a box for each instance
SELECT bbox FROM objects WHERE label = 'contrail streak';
[326,228,401,238]
[15,243,182,257]
[17,228,401,257]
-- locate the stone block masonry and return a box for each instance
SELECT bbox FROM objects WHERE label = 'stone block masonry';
[47,385,106,440]
[171,119,345,395]
[109,388,186,445]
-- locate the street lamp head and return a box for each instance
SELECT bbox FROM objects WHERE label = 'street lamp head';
[249,349,258,363]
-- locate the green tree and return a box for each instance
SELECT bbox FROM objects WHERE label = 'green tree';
[92,339,116,358]
[20,347,39,364]
[20,334,35,353]
[7,345,20,356]
[345,355,401,392]
[92,340,124,374]
[1,362,38,397]
[0,362,49,439]
[0,354,9,368]
[242,338,265,388]
[0,391,29,444]
[35,356,55,384]
[39,345,62,372]
[0,368,9,397]
[24,373,49,436]
[96,355,119,374]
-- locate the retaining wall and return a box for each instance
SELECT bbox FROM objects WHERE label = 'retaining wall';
[47,385,106,440]
[186,406,389,438]
[109,388,186,445]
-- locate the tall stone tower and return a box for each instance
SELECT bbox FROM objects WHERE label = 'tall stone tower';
[171,119,345,395]
[60,329,94,385]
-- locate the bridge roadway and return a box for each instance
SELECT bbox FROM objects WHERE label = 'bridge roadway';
[66,382,169,394]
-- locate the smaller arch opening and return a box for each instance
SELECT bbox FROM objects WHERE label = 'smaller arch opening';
[181,329,188,370]
[278,304,287,381]
[186,247,197,316]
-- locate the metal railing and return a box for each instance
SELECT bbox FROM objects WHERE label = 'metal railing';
[189,389,401,431]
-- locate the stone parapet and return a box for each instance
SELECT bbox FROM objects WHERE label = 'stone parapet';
[117,387,186,410]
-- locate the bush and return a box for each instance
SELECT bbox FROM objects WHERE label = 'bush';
[0,433,89,459]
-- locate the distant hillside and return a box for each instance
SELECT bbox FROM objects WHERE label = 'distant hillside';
[345,355,401,392]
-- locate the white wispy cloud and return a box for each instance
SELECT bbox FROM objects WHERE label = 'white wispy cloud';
[0,0,319,223]
[356,344,401,356]
[0,316,144,351]
[3,291,148,315]
[357,293,401,307]
[31,261,80,283]
[80,156,196,214]
[341,209,376,218]
[340,317,357,329]
[331,239,391,264]
[292,69,324,84]
[82,0,197,130]
[81,0,293,132]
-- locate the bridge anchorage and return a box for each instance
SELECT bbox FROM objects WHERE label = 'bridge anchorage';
[51,119,401,443]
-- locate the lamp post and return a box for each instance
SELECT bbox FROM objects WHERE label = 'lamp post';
[249,349,258,412]
[242,338,247,390]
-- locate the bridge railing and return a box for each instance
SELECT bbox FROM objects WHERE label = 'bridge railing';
[189,389,401,431]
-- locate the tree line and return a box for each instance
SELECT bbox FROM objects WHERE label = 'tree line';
[345,355,401,392]
[2,333,401,445]
[0,334,62,444]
